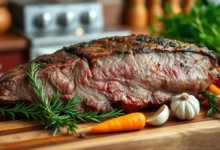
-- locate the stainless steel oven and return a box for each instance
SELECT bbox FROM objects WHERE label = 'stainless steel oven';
[9,0,130,60]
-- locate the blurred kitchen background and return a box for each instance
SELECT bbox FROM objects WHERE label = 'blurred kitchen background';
[0,0,219,74]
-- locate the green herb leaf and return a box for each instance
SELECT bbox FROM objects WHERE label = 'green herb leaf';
[151,1,220,55]
[203,91,220,117]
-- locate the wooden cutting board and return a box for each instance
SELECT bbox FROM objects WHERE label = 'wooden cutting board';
[0,108,220,150]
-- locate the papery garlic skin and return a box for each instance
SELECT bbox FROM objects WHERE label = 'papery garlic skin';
[171,93,200,120]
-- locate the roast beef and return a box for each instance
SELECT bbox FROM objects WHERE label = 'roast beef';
[0,35,218,112]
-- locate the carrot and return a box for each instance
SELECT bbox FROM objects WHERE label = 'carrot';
[208,84,220,95]
[91,112,146,133]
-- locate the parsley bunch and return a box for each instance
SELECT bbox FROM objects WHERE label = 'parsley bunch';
[151,1,220,55]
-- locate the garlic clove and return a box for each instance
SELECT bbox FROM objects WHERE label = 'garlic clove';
[146,104,170,126]
[171,100,181,115]
[176,101,186,120]
[188,95,200,114]
[185,102,195,120]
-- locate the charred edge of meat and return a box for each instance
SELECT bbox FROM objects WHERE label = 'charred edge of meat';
[64,45,217,66]
[136,35,180,48]
[157,48,217,66]
[33,58,54,68]
[136,47,152,53]
[174,49,217,64]
[0,76,11,84]
[151,47,216,60]
[64,35,217,65]
[216,73,220,78]
[63,43,87,57]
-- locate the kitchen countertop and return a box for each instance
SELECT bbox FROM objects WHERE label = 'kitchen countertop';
[0,32,28,52]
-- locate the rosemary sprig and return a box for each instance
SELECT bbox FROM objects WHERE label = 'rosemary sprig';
[203,91,220,117]
[0,63,123,136]
[0,102,42,120]
[59,108,124,123]
[26,63,78,135]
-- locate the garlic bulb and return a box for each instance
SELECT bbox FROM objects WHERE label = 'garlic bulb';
[171,93,200,120]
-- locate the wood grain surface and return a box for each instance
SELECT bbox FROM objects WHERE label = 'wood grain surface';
[0,108,219,150]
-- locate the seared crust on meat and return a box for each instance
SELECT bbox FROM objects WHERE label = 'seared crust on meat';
[64,34,217,65]
[0,51,77,83]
